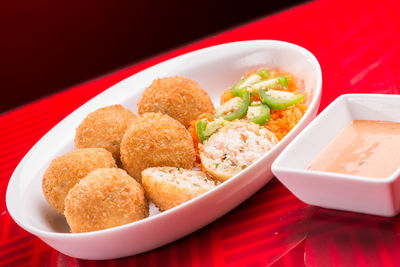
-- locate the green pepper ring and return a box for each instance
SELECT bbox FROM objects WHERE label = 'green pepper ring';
[221,91,250,121]
[259,89,304,110]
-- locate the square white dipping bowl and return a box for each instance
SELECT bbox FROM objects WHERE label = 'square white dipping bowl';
[272,94,400,217]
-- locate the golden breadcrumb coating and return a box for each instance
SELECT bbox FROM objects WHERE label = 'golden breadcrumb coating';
[137,76,215,128]
[120,113,195,183]
[200,120,278,181]
[74,105,136,161]
[142,167,216,211]
[64,168,148,233]
[42,148,117,214]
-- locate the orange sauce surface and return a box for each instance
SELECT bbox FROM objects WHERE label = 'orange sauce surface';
[307,120,400,178]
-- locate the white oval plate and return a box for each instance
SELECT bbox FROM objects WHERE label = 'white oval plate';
[6,40,322,260]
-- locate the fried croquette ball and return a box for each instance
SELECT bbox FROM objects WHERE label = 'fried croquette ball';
[64,168,148,233]
[137,76,215,128]
[42,148,117,214]
[120,113,196,183]
[142,167,216,211]
[74,105,136,161]
[199,120,278,182]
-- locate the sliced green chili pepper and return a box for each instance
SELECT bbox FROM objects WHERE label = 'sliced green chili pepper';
[230,68,270,96]
[217,91,250,121]
[256,68,270,79]
[247,103,271,125]
[196,120,208,143]
[249,76,288,94]
[259,89,305,110]
[196,118,229,143]
[215,97,243,117]
[203,119,229,137]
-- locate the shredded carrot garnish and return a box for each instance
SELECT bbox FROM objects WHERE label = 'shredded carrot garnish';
[220,89,235,105]
[265,104,307,140]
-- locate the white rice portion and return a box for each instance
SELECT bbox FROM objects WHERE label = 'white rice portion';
[200,120,278,178]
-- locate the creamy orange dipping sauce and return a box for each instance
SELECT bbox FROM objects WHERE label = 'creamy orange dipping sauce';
[307,120,400,178]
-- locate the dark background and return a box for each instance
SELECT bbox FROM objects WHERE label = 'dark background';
[0,0,308,114]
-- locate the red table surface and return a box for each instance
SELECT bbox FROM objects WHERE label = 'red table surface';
[2,0,400,265]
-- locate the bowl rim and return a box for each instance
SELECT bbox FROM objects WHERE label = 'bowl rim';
[6,39,323,239]
[272,93,400,184]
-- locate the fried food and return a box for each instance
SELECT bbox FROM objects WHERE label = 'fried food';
[137,76,215,128]
[199,120,278,181]
[120,113,196,183]
[64,168,148,233]
[42,148,116,214]
[142,167,216,211]
[74,105,136,162]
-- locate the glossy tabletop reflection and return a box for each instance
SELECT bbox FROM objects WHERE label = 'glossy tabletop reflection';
[2,0,400,265]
